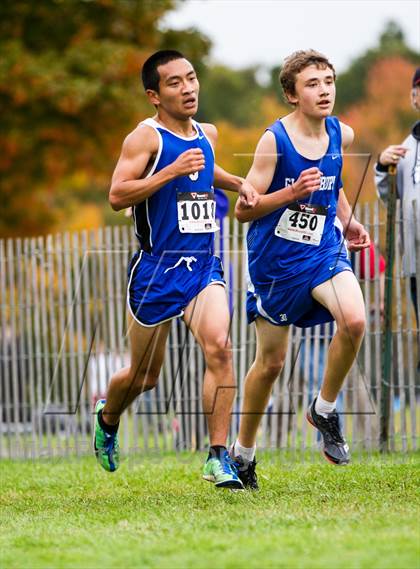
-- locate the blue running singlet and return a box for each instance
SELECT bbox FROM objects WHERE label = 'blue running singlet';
[247,116,347,289]
[133,118,217,257]
[246,116,353,328]
[127,118,226,326]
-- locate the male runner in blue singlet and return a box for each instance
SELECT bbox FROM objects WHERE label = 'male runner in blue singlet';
[93,50,258,489]
[231,50,370,489]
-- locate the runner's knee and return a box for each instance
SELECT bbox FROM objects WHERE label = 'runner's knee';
[339,314,366,340]
[203,336,232,369]
[256,353,285,381]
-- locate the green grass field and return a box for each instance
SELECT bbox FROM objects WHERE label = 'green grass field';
[1,452,419,569]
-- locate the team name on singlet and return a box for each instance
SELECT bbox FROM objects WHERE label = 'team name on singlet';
[285,176,336,191]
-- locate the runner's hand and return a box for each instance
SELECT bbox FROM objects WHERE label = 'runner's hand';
[238,180,260,208]
[344,219,370,251]
[291,167,322,200]
[169,148,205,177]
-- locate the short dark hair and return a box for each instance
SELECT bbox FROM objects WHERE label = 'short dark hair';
[141,50,185,92]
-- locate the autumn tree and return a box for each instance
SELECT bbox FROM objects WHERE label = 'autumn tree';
[197,65,267,127]
[342,56,418,204]
[335,21,419,112]
[0,0,210,236]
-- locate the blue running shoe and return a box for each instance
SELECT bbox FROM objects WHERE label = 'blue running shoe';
[202,449,244,489]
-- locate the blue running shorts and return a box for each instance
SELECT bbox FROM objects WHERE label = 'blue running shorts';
[127,251,225,327]
[247,253,353,328]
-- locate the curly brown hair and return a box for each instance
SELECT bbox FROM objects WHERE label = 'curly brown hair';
[279,50,336,103]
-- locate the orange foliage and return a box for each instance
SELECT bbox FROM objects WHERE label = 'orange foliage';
[342,57,418,204]
[215,96,290,169]
[62,204,104,233]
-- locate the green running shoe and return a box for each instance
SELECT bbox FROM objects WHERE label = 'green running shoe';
[93,399,120,472]
[202,449,244,489]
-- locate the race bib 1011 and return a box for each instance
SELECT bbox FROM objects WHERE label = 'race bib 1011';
[177,191,219,233]
[274,203,327,246]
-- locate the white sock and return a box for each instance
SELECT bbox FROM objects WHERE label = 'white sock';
[315,392,336,418]
[234,440,256,462]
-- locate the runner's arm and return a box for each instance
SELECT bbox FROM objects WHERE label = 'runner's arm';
[235,131,321,222]
[337,122,370,250]
[340,122,354,150]
[201,123,259,207]
[109,125,205,210]
[336,191,370,251]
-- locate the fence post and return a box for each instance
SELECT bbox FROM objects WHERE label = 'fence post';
[380,166,398,453]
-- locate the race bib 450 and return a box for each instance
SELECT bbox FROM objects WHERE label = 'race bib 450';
[275,203,327,246]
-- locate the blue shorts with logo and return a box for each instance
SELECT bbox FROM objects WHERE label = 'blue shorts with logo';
[247,253,353,328]
[127,251,225,327]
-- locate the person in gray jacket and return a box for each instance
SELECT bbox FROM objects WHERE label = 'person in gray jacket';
[375,67,420,325]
